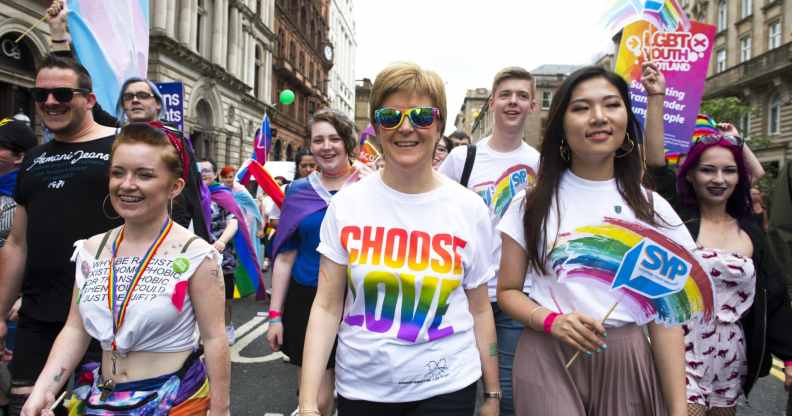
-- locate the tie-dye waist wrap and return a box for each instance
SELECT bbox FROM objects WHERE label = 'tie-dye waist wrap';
[66,350,209,415]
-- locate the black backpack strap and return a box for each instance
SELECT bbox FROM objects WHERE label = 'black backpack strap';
[95,230,113,260]
[460,144,477,188]
[181,236,201,253]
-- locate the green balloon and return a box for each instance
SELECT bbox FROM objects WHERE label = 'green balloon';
[279,89,295,105]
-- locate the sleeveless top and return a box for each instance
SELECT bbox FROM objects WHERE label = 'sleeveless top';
[694,248,756,323]
[72,235,221,355]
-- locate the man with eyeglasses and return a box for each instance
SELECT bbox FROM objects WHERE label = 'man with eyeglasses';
[438,67,540,416]
[0,54,120,416]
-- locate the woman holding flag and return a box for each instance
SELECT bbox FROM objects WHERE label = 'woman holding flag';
[497,65,695,416]
[21,123,229,415]
[265,108,358,416]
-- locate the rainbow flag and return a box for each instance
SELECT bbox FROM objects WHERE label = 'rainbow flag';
[208,184,263,298]
[66,0,149,111]
[602,0,645,34]
[692,114,720,142]
[643,0,691,32]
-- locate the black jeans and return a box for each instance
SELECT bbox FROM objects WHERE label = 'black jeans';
[337,382,476,416]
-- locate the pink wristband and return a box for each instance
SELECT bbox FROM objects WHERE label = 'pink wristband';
[543,312,560,334]
[784,361,792,367]
[268,310,281,319]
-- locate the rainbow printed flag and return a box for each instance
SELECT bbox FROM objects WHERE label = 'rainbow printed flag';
[601,0,645,34]
[66,0,149,111]
[692,114,720,142]
[551,217,714,325]
[208,184,263,298]
[643,0,691,32]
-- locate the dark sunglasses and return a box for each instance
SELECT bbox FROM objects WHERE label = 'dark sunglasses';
[30,87,90,103]
[122,91,155,101]
[374,107,439,130]
[695,134,743,147]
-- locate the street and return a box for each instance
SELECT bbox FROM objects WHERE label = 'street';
[227,294,790,415]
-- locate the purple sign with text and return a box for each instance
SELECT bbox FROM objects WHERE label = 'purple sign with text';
[615,20,716,154]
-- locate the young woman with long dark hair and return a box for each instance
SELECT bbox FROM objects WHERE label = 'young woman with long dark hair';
[497,65,693,416]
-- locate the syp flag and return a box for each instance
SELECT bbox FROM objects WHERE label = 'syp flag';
[66,0,150,112]
[615,20,715,154]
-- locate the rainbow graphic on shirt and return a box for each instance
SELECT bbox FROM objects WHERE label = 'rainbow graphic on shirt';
[473,164,536,219]
[549,217,714,325]
[340,225,466,343]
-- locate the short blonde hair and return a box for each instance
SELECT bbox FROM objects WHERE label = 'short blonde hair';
[491,66,535,98]
[369,62,447,133]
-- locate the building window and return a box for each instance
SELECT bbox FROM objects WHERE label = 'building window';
[768,21,781,50]
[739,111,751,138]
[740,0,752,18]
[196,0,208,55]
[740,36,752,63]
[717,0,728,32]
[254,46,263,99]
[769,94,781,135]
[541,91,552,110]
[716,48,727,73]
[256,0,262,16]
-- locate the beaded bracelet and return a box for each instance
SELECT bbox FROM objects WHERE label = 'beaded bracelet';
[527,305,546,330]
[297,409,321,415]
[268,317,282,324]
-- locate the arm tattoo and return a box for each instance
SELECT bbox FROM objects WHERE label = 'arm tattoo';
[489,343,498,357]
[53,367,66,383]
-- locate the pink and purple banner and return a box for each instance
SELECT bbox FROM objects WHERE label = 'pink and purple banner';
[615,20,716,154]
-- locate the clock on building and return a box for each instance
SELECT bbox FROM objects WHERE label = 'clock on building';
[323,44,334,62]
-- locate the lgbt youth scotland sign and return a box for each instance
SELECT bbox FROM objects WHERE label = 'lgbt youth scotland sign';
[615,20,716,154]
[155,81,184,132]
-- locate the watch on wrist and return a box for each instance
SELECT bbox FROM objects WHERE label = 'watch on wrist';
[483,391,503,400]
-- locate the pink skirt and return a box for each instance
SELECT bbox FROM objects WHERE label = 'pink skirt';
[513,324,668,416]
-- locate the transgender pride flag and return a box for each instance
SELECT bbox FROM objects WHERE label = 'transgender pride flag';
[66,0,150,111]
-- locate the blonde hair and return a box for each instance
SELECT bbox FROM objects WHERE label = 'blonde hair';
[369,62,447,133]
[491,66,536,98]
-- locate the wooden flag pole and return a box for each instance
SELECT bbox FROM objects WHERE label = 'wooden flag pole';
[14,14,50,44]
[564,301,620,369]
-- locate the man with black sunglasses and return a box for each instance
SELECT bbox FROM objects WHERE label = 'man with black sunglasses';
[0,54,119,415]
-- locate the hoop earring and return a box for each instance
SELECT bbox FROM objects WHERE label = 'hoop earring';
[102,194,121,220]
[615,133,635,158]
[559,137,571,162]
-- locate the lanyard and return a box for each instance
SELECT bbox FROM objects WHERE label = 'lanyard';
[107,217,173,352]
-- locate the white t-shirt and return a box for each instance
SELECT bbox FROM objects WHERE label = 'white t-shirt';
[438,136,540,300]
[318,172,495,402]
[497,171,696,327]
[72,236,221,354]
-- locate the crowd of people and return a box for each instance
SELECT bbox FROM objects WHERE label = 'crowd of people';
[0,1,792,415]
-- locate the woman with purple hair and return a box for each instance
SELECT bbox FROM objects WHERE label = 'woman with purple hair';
[647,116,792,416]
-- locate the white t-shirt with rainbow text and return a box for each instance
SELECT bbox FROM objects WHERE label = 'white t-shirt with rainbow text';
[318,172,495,402]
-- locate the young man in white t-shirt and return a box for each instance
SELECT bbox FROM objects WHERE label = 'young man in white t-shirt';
[438,66,540,416]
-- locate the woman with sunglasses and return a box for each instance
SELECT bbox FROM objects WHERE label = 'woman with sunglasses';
[266,108,359,416]
[21,123,229,415]
[296,62,499,416]
[497,65,694,416]
[645,117,792,416]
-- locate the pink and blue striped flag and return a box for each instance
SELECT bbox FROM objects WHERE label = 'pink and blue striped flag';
[644,0,691,32]
[602,0,645,35]
[66,0,149,112]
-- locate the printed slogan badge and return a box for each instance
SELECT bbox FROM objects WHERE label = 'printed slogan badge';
[612,239,690,299]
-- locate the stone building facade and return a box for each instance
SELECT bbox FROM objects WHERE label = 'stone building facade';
[327,0,355,119]
[454,88,489,135]
[0,0,281,167]
[685,0,792,167]
[270,0,333,161]
[353,77,372,134]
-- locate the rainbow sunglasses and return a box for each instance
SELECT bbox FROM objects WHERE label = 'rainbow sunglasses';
[374,107,440,130]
